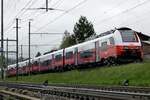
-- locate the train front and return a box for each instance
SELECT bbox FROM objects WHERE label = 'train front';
[114,28,143,62]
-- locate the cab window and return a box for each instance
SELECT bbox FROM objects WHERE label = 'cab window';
[120,30,137,42]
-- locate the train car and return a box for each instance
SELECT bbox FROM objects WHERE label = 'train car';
[25,60,32,74]
[19,61,29,75]
[39,53,53,72]
[32,56,41,73]
[113,28,143,62]
[97,31,116,65]
[52,49,64,71]
[24,60,30,75]
[32,53,54,74]
[64,45,77,70]
[7,64,16,76]
[18,62,24,75]
[77,40,96,66]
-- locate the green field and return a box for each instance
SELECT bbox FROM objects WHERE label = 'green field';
[5,60,150,86]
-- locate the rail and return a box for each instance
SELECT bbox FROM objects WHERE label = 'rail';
[0,82,150,100]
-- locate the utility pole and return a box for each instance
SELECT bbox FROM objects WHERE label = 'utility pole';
[6,38,8,70]
[15,18,20,80]
[28,0,66,12]
[1,0,4,80]
[46,0,48,12]
[21,45,23,61]
[28,20,32,76]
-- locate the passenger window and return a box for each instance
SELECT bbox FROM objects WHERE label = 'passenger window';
[80,50,93,58]
[66,51,73,59]
[101,41,108,51]
[109,37,115,45]
[42,60,51,66]
[34,61,39,66]
[55,54,62,61]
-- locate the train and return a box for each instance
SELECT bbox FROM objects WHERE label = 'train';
[7,27,143,76]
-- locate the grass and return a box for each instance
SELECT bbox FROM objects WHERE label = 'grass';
[5,60,150,87]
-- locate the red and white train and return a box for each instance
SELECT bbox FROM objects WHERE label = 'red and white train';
[7,27,143,76]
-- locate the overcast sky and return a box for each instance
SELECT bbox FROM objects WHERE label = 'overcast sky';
[1,0,150,58]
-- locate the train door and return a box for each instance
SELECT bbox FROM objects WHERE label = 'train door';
[63,49,65,68]
[25,62,28,74]
[52,54,54,69]
[95,41,100,62]
[38,58,40,72]
[74,47,78,65]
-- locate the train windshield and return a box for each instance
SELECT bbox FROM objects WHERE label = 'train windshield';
[120,30,138,42]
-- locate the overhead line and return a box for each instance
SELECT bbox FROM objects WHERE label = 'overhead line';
[8,44,59,46]
[34,0,88,32]
[95,0,150,26]
[4,0,37,34]
[19,0,87,42]
[51,0,64,8]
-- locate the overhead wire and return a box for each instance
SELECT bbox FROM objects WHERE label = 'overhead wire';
[123,8,150,27]
[51,0,64,8]
[4,0,38,35]
[34,0,88,33]
[95,0,150,26]
[28,0,88,50]
[23,0,63,26]
[19,0,87,43]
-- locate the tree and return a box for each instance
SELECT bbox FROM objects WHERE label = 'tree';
[35,52,41,57]
[59,30,76,49]
[73,16,96,43]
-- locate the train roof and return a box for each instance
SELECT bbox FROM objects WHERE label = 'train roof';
[52,49,63,54]
[18,60,28,67]
[65,31,114,50]
[39,53,53,61]
[32,51,55,62]
[117,27,132,30]
[8,64,16,69]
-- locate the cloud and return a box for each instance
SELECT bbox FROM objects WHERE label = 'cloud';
[2,0,150,58]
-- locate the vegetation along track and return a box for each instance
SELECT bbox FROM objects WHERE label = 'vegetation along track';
[0,82,150,100]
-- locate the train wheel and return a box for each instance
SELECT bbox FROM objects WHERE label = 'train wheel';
[103,59,109,66]
[134,57,143,63]
[109,57,117,66]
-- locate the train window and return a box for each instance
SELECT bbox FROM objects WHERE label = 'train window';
[33,61,39,66]
[66,51,73,59]
[101,41,108,51]
[120,30,137,42]
[42,60,51,66]
[55,54,62,61]
[109,37,115,45]
[80,50,93,58]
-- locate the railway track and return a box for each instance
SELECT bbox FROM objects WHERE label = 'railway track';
[0,90,40,100]
[0,82,150,100]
